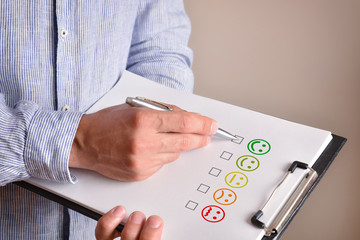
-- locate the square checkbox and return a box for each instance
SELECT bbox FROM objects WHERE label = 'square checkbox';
[185,200,198,211]
[208,167,221,177]
[231,135,244,144]
[197,184,210,194]
[220,151,233,160]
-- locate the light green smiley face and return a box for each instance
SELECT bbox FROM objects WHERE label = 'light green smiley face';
[236,155,260,171]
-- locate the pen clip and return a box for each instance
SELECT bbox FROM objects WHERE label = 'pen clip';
[135,97,173,111]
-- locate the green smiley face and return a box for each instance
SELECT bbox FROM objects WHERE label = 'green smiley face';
[247,139,271,155]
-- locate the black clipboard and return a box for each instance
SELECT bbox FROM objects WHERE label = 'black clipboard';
[14,134,346,237]
[249,134,346,239]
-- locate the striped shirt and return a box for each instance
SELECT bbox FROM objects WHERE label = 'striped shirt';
[0,1,193,239]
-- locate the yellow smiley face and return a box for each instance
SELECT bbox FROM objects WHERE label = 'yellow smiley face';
[225,172,248,188]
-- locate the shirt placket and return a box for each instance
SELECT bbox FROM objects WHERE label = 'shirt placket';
[55,1,76,112]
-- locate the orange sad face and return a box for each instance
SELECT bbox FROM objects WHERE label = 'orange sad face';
[213,188,237,205]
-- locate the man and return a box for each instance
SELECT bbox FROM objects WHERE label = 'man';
[0,1,216,239]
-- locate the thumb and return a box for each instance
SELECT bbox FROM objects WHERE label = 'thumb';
[95,206,126,240]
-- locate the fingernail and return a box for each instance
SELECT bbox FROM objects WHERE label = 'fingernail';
[112,206,125,219]
[148,216,162,229]
[129,212,144,224]
[211,121,218,134]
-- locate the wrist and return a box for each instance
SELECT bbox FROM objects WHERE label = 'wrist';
[69,114,94,170]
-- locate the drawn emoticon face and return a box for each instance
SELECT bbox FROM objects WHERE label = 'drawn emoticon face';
[225,172,248,188]
[236,155,260,171]
[201,205,225,223]
[213,188,237,205]
[247,139,271,155]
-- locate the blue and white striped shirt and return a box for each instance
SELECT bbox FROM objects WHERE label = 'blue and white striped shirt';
[0,1,193,239]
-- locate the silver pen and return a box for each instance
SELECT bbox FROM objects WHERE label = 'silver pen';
[126,96,238,140]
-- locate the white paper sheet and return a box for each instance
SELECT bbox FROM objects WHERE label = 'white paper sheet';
[27,71,332,240]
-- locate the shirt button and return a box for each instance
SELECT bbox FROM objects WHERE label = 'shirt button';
[61,105,70,112]
[60,28,68,38]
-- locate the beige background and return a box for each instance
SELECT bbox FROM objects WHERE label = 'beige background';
[184,1,359,239]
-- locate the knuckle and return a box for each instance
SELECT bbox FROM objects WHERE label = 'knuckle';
[129,138,147,155]
[132,109,152,128]
[123,159,144,179]
[155,114,165,129]
[123,156,142,171]
[120,231,132,239]
[179,114,192,132]
[167,153,181,163]
[178,135,192,151]
[130,161,143,172]
[198,116,213,134]
[128,168,150,182]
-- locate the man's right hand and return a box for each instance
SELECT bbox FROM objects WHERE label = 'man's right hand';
[69,104,217,181]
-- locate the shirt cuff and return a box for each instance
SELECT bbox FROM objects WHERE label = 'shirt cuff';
[24,109,83,183]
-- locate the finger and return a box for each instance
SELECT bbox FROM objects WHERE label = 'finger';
[156,152,181,164]
[95,206,126,240]
[126,133,211,156]
[166,104,186,112]
[116,153,180,181]
[154,111,218,135]
[149,133,211,153]
[129,152,181,175]
[132,152,180,176]
[121,211,146,240]
[139,216,163,240]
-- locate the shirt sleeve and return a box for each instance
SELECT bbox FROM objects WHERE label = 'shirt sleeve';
[127,0,194,92]
[0,95,82,186]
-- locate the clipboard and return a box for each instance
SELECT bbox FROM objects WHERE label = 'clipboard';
[12,71,346,239]
[253,134,346,239]
[14,134,346,238]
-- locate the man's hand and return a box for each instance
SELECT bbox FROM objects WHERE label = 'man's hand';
[69,104,217,181]
[95,206,163,240]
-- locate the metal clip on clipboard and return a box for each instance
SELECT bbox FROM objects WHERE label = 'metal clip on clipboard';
[251,161,318,238]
